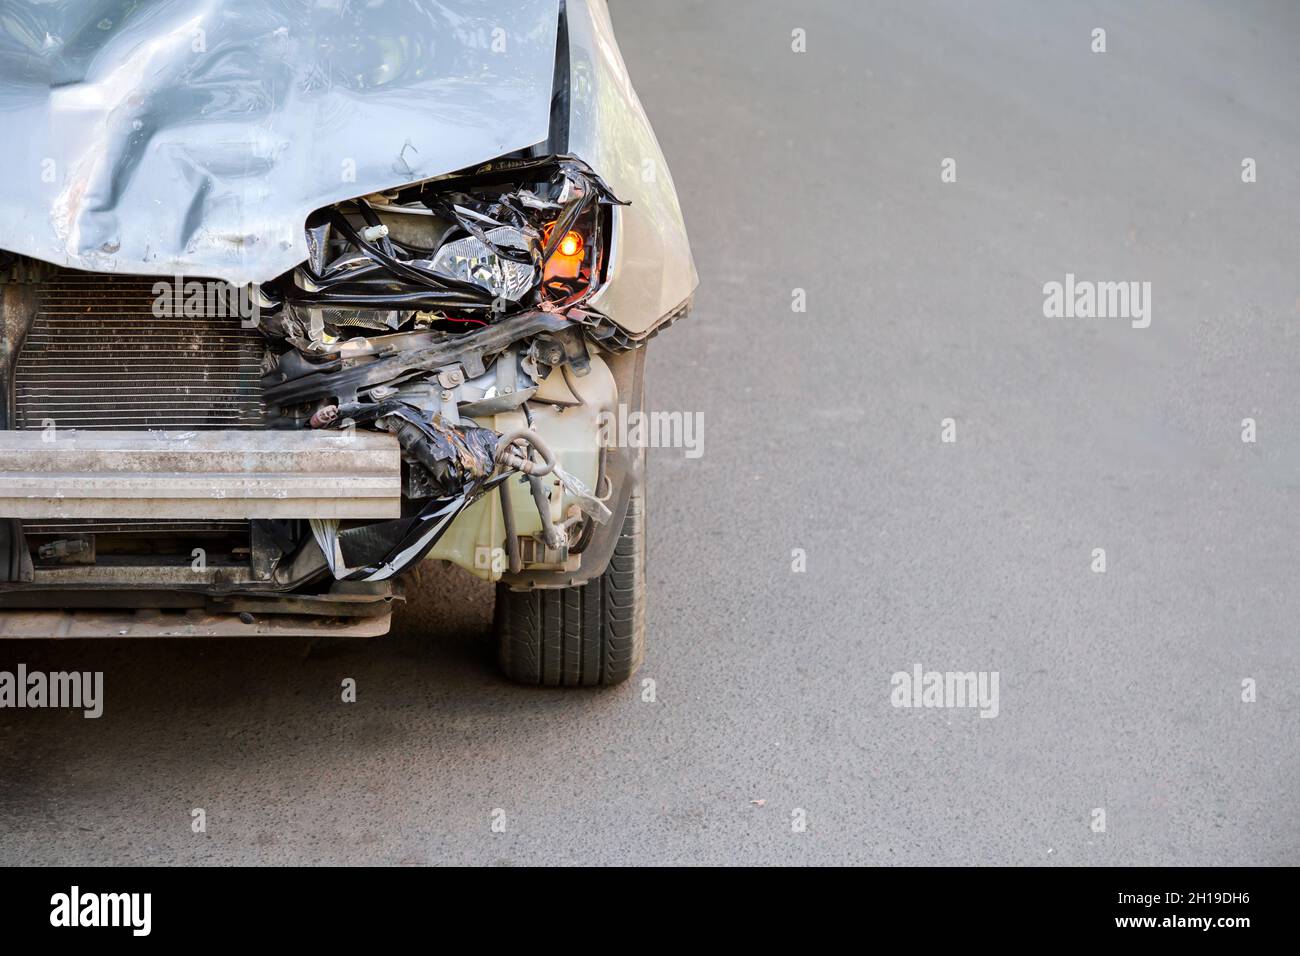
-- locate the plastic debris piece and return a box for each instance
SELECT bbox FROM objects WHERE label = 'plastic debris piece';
[553,464,612,525]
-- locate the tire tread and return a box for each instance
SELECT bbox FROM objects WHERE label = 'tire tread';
[495,492,645,687]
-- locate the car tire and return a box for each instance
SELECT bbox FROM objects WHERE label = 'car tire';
[493,487,646,687]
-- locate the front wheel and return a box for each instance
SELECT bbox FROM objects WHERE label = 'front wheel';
[493,491,646,687]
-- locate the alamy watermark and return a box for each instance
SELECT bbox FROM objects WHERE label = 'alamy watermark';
[890,663,999,718]
[152,275,260,327]
[50,886,150,936]
[597,403,704,459]
[1042,273,1150,329]
[0,664,103,718]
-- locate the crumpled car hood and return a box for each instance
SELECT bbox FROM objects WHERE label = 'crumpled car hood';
[0,0,559,285]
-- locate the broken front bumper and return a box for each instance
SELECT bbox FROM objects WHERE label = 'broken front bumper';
[0,345,619,588]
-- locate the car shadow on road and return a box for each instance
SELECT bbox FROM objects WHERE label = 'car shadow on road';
[0,563,564,802]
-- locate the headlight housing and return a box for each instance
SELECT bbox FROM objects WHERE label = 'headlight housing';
[429,226,536,302]
[266,155,622,334]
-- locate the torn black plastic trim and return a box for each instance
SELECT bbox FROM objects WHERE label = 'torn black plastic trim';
[262,309,571,407]
[332,400,500,499]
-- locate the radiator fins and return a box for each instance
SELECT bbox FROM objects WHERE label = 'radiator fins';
[14,271,265,538]
[14,272,266,431]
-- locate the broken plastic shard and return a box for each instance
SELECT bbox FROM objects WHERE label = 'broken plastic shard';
[427,226,535,302]
[552,464,612,525]
[309,518,356,579]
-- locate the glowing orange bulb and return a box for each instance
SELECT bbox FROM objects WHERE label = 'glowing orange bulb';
[557,230,583,258]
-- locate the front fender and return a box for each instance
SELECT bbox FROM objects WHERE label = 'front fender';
[556,0,698,336]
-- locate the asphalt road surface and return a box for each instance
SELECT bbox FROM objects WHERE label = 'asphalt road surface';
[2,0,1297,866]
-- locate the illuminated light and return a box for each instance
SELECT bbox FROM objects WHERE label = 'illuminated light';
[557,230,583,258]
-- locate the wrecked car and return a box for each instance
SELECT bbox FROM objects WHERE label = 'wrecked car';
[0,0,696,685]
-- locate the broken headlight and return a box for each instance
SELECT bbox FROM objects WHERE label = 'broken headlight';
[261,156,623,335]
[428,226,536,302]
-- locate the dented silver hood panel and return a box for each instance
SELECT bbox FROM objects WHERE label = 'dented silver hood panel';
[0,0,559,285]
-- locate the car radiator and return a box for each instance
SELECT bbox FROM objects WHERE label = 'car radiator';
[13,271,267,538]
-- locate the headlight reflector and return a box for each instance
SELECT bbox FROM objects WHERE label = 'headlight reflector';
[429,226,535,302]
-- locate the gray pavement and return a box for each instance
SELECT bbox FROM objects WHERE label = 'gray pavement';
[1,0,1297,865]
